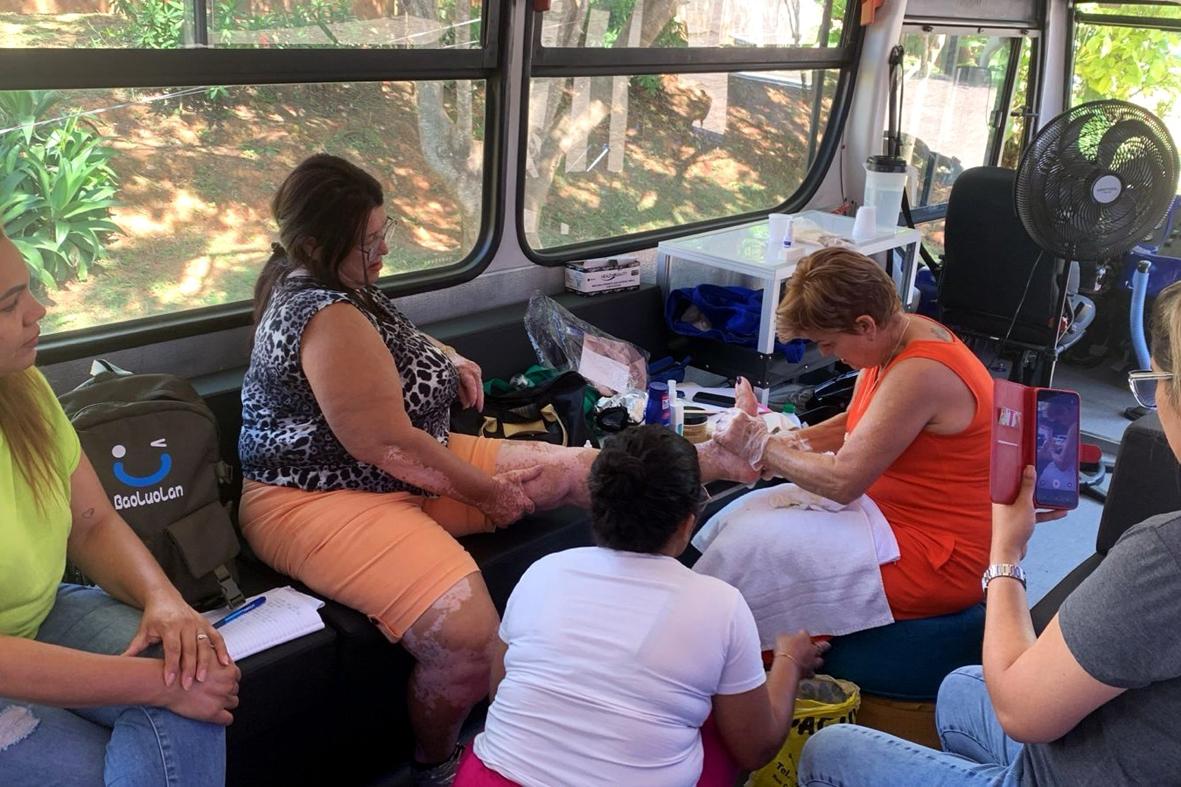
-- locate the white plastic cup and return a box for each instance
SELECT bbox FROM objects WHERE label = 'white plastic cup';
[864,156,908,230]
[851,205,877,241]
[767,213,791,247]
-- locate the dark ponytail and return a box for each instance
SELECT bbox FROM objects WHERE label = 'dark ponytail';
[588,426,703,554]
[254,154,383,321]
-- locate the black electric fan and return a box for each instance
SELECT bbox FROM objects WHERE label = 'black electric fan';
[1016,99,1178,263]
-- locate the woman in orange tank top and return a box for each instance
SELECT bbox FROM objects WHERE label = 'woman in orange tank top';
[713,247,994,619]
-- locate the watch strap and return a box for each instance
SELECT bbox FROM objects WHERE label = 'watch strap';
[982,563,1027,593]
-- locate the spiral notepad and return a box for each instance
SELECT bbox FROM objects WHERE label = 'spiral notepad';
[201,585,326,661]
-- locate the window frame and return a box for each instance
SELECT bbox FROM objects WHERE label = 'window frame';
[898,23,1043,226]
[8,2,509,365]
[515,0,864,266]
[1068,2,1181,112]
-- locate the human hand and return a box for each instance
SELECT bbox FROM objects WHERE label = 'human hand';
[774,631,829,678]
[448,351,485,412]
[161,656,241,725]
[483,466,543,527]
[712,409,771,467]
[991,465,1068,563]
[123,590,231,690]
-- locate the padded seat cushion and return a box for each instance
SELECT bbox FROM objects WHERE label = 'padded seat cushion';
[821,604,985,700]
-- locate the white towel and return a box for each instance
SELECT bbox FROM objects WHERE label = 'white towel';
[692,484,900,646]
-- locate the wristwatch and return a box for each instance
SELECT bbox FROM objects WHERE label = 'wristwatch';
[981,563,1027,593]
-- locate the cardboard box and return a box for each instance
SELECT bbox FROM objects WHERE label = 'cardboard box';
[564,256,641,295]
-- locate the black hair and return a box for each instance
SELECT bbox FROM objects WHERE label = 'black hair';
[253,153,384,321]
[588,425,703,554]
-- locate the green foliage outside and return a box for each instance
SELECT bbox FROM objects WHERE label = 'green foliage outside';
[1072,16,1181,121]
[0,91,120,291]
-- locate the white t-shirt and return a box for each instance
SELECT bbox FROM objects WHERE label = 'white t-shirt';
[473,546,766,787]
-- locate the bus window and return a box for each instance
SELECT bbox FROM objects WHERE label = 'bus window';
[899,31,1027,212]
[0,2,500,342]
[1071,2,1181,147]
[520,0,857,258]
[0,0,484,50]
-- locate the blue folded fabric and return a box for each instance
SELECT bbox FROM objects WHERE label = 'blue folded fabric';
[665,284,807,362]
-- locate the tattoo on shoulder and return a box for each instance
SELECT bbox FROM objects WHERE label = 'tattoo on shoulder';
[931,326,952,342]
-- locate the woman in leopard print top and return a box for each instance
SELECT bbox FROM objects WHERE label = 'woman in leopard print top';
[237,154,758,784]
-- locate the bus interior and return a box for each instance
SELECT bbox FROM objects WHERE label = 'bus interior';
[3,0,1181,784]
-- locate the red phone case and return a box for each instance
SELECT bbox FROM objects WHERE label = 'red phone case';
[991,381,1081,508]
[990,380,1031,505]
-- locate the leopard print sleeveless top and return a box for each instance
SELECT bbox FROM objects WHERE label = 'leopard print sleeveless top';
[240,273,458,495]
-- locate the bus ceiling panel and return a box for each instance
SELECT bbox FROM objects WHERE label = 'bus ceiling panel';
[0,49,492,91]
[531,46,851,78]
[904,0,1040,29]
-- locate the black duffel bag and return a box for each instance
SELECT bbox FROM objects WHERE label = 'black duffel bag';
[452,370,593,448]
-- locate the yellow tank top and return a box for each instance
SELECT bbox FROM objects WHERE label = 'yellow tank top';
[0,369,80,638]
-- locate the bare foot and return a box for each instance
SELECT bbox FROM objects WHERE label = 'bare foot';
[697,439,759,485]
[735,377,759,416]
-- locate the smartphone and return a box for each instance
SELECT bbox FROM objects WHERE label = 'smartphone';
[990,381,1080,510]
[1033,388,1080,510]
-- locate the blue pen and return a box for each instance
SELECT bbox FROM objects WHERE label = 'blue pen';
[212,596,266,629]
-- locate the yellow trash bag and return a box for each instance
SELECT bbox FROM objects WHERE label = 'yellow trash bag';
[746,675,861,787]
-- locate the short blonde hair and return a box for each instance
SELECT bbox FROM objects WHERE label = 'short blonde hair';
[1151,281,1181,408]
[776,247,901,340]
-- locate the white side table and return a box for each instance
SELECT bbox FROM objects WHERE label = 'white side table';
[656,211,921,401]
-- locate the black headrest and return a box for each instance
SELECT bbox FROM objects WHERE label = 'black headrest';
[939,167,1062,346]
[1098,412,1181,554]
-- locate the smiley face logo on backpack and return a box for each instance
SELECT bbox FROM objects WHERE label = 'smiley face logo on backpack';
[111,438,172,487]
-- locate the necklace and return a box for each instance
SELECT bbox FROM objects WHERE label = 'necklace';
[881,317,909,368]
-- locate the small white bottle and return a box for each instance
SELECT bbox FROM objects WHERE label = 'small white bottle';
[782,217,794,249]
[668,379,685,436]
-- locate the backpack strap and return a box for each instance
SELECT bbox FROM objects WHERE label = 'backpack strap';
[214,564,247,610]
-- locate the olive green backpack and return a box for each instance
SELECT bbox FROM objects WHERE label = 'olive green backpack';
[59,361,245,611]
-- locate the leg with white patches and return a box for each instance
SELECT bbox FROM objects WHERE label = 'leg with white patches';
[401,573,498,768]
[493,442,596,510]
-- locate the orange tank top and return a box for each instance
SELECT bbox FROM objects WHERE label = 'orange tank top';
[846,317,994,578]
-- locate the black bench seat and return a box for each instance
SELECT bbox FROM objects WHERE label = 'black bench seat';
[190,286,672,786]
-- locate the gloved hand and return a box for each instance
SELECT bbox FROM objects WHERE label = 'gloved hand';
[712,409,771,468]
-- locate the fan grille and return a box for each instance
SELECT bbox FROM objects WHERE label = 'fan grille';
[1015,100,1178,261]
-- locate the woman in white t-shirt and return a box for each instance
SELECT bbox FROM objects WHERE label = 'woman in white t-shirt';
[458,426,828,787]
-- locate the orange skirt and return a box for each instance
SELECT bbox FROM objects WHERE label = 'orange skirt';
[239,433,501,641]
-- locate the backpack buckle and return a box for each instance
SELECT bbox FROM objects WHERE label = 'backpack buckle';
[214,564,247,610]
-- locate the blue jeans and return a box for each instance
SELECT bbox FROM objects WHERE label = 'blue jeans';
[798,666,1026,787]
[0,584,226,787]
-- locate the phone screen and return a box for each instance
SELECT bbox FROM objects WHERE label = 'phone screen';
[1034,389,1080,509]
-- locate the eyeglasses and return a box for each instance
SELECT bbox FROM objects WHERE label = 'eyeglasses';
[359,215,395,263]
[1128,369,1173,410]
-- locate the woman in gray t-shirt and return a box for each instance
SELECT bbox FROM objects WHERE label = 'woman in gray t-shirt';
[797,282,1181,786]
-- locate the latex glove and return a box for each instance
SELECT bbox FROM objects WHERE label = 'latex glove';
[712,408,771,467]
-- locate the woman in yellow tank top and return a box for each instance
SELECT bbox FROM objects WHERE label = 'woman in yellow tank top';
[0,230,238,786]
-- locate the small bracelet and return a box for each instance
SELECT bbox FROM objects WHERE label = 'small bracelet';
[773,650,801,667]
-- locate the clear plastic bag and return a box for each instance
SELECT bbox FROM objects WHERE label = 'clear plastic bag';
[524,293,649,394]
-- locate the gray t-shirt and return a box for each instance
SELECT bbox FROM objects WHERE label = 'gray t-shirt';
[1021,511,1181,785]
